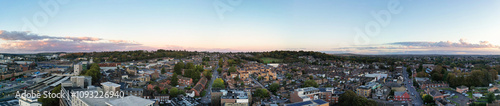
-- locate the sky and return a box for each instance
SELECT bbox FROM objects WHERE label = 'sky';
[1,0,500,54]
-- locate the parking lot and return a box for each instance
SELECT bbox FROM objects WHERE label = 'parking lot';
[443,90,470,105]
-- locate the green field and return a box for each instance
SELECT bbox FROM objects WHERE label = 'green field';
[261,57,283,63]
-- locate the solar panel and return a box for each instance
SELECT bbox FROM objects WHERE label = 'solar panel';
[287,101,313,106]
[313,99,327,104]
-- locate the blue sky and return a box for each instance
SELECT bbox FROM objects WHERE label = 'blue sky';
[0,0,499,54]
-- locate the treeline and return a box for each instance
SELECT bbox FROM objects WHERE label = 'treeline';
[62,50,197,62]
[416,64,499,88]
[241,50,401,64]
[338,90,377,106]
[447,69,498,87]
[238,51,337,63]
[173,62,205,83]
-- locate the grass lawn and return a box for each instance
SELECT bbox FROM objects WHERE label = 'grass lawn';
[452,101,458,105]
[452,95,458,99]
[477,99,487,101]
[439,88,454,91]
[200,91,207,97]
[467,92,473,99]
[261,57,283,63]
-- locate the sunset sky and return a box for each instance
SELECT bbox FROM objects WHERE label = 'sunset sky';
[1,0,500,54]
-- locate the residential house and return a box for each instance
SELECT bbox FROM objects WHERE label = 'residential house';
[372,86,390,100]
[177,76,193,86]
[356,86,371,97]
[456,85,469,93]
[489,85,500,92]
[190,77,208,96]
[153,94,169,103]
[427,88,445,99]
[394,91,410,101]
[290,87,343,104]
[419,81,448,89]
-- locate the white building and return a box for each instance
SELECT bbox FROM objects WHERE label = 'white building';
[18,96,41,106]
[106,96,155,106]
[101,82,121,92]
[74,63,82,75]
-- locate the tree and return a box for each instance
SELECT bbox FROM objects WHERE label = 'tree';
[228,66,237,73]
[161,88,169,94]
[418,63,423,72]
[174,62,184,75]
[422,94,434,104]
[406,67,412,77]
[234,75,240,81]
[269,83,279,94]
[202,57,210,61]
[285,73,293,79]
[217,68,222,73]
[170,87,185,97]
[303,80,318,88]
[257,76,264,81]
[339,90,376,106]
[213,78,225,89]
[413,78,418,87]
[487,92,495,103]
[389,90,395,96]
[161,67,166,74]
[254,88,270,98]
[431,73,442,81]
[154,86,161,92]
[171,73,179,86]
[368,65,375,69]
[218,59,223,67]
[195,65,204,72]
[203,70,212,79]
[38,85,61,105]
[185,62,194,69]
[416,71,428,77]
[85,63,101,85]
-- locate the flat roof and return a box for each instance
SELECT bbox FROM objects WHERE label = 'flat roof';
[107,96,155,106]
[101,82,121,87]
[285,99,328,106]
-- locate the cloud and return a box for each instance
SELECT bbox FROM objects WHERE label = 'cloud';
[1,40,142,52]
[0,30,101,41]
[334,39,500,55]
[65,37,102,41]
[0,30,145,53]
[389,38,499,49]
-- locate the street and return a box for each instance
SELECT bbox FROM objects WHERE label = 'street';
[403,67,423,106]
[200,64,218,104]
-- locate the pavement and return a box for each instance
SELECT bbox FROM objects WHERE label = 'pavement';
[443,90,470,105]
[403,67,423,106]
[200,64,218,104]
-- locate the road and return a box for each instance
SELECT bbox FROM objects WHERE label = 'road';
[402,67,423,106]
[201,63,218,104]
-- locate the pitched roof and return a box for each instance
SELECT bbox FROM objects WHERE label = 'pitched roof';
[193,83,204,92]
[198,77,208,85]
[429,89,443,97]
[394,91,408,96]
[457,85,468,89]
